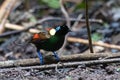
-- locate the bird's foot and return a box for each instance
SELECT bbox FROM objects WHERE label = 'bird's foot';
[37,51,44,64]
[53,51,60,61]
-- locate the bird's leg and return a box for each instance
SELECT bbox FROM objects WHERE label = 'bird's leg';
[53,51,60,61]
[37,50,44,64]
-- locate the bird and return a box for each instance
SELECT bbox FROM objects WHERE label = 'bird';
[31,25,71,64]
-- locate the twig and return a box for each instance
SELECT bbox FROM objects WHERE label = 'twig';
[67,37,120,50]
[85,0,94,53]
[59,0,71,55]
[5,23,40,33]
[5,17,102,29]
[60,0,70,27]
[0,0,17,34]
[5,17,103,29]
[0,52,120,68]
[43,17,102,23]
[1,58,120,71]
[71,14,83,31]
[0,26,35,38]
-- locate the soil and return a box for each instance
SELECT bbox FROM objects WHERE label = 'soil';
[0,64,120,80]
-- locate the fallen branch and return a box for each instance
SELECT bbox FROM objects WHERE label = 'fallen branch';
[36,17,103,24]
[0,0,17,34]
[0,16,102,37]
[1,58,120,71]
[0,26,36,38]
[5,23,40,33]
[4,17,102,29]
[0,53,120,68]
[67,37,120,50]
[5,17,102,30]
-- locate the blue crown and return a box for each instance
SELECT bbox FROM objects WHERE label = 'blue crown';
[55,26,61,31]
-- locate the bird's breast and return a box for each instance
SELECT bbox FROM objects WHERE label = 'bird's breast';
[41,36,65,51]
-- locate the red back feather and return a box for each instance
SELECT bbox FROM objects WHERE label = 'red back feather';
[33,33,40,39]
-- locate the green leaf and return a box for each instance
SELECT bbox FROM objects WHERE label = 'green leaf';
[42,0,60,9]
[92,33,102,41]
[75,1,86,9]
[29,16,37,23]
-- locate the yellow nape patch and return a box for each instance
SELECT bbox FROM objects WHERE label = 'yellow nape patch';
[49,28,56,36]
[33,33,40,39]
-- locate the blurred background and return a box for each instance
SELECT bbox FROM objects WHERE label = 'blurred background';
[0,0,120,60]
[0,0,120,79]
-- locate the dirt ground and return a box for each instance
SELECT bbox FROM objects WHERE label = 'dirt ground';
[0,63,120,80]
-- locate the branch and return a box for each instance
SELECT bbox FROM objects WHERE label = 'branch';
[0,52,120,68]
[0,17,102,37]
[67,37,120,50]
[1,58,120,71]
[60,0,70,27]
[25,17,102,24]
[71,14,83,31]
[0,0,17,34]
[85,0,94,53]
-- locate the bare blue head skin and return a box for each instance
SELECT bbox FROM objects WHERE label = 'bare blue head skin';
[55,25,71,36]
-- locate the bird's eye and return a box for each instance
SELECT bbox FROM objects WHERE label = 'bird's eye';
[49,28,56,36]
[55,26,61,31]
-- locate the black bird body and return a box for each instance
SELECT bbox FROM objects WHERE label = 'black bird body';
[31,25,70,64]
[32,34,65,51]
[32,25,70,51]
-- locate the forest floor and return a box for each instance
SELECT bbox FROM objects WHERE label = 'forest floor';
[0,0,120,80]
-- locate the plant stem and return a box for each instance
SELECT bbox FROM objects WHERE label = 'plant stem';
[85,0,94,53]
